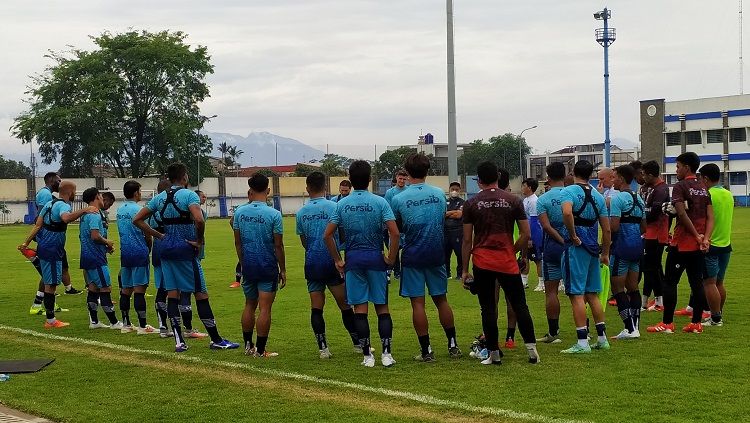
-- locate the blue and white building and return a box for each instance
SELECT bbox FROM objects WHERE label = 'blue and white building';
[640,94,750,203]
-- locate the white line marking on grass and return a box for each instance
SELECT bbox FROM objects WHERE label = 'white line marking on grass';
[0,325,589,423]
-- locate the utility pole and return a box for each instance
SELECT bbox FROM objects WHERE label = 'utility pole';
[595,8,616,167]
[446,0,458,183]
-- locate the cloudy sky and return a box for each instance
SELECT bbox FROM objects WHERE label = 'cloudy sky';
[0,1,745,166]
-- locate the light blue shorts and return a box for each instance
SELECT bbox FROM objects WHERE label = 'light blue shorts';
[307,277,344,293]
[153,266,164,290]
[84,266,112,289]
[345,269,389,305]
[562,246,601,295]
[242,280,278,300]
[40,259,63,286]
[543,259,562,282]
[120,266,150,288]
[399,265,447,298]
[610,255,639,277]
[161,259,207,294]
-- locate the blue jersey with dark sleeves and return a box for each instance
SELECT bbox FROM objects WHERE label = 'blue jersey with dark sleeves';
[146,187,199,261]
[79,212,108,269]
[331,190,395,271]
[610,190,645,260]
[36,200,71,261]
[35,187,53,210]
[391,183,446,268]
[233,201,283,281]
[561,184,607,254]
[296,197,339,281]
[117,201,149,267]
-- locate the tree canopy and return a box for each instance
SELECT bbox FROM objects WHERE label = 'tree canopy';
[373,147,446,179]
[12,30,215,181]
[459,133,531,178]
[0,156,32,179]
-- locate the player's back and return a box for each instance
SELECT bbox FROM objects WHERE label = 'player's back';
[117,201,149,267]
[79,211,108,269]
[391,183,445,268]
[671,177,710,252]
[561,183,606,252]
[537,187,569,241]
[147,187,198,261]
[296,197,339,280]
[233,201,282,281]
[333,190,394,270]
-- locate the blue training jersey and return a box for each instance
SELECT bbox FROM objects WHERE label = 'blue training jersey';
[117,201,150,267]
[36,199,72,261]
[384,185,407,206]
[35,187,53,210]
[561,183,607,254]
[536,187,569,261]
[610,190,645,260]
[146,186,199,261]
[296,197,339,281]
[233,201,283,281]
[391,182,446,268]
[79,211,108,269]
[331,189,395,271]
[148,214,163,266]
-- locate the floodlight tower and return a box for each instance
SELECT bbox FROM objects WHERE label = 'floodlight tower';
[595,8,616,167]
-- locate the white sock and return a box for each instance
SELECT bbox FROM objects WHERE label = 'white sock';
[598,335,607,343]
[521,275,529,285]
[537,277,544,285]
[577,338,588,348]
[641,295,649,308]
[656,296,663,306]
[65,285,72,292]
[685,305,693,312]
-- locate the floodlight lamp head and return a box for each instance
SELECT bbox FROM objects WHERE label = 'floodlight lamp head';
[594,9,610,20]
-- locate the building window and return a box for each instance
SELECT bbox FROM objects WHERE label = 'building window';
[706,129,723,144]
[730,128,747,142]
[730,171,747,186]
[685,131,702,145]
[665,132,681,146]
[666,174,678,185]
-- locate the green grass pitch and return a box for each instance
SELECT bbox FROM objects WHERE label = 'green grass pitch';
[1,211,749,423]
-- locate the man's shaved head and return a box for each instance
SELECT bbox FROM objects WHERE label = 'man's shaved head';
[58,181,77,202]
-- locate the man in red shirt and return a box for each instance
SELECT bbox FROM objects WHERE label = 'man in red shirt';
[462,162,539,365]
[640,160,670,311]
[648,152,713,334]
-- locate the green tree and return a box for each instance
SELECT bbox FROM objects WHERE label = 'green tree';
[459,133,531,177]
[319,154,351,177]
[292,163,319,177]
[12,30,214,180]
[373,146,416,180]
[0,156,32,179]
[256,168,279,178]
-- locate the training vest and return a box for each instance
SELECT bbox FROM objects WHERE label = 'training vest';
[573,184,600,227]
[157,187,197,261]
[42,198,68,232]
[158,188,192,226]
[612,191,644,261]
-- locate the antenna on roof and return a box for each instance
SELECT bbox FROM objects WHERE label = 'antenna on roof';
[741,0,744,94]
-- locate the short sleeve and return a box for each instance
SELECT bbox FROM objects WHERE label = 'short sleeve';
[609,195,623,217]
[89,213,103,232]
[671,182,686,203]
[57,202,72,216]
[273,212,283,235]
[186,191,200,207]
[381,198,396,223]
[561,188,575,205]
[536,196,547,216]
[705,189,713,205]
[295,213,303,235]
[462,200,475,224]
[146,196,158,212]
[330,203,341,225]
[232,210,240,230]
[512,197,527,221]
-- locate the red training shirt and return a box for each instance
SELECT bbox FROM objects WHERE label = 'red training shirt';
[670,176,711,252]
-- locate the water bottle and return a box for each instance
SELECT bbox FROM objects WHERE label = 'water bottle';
[0,374,10,382]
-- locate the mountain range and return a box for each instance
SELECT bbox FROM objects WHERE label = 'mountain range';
[206,131,325,167]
